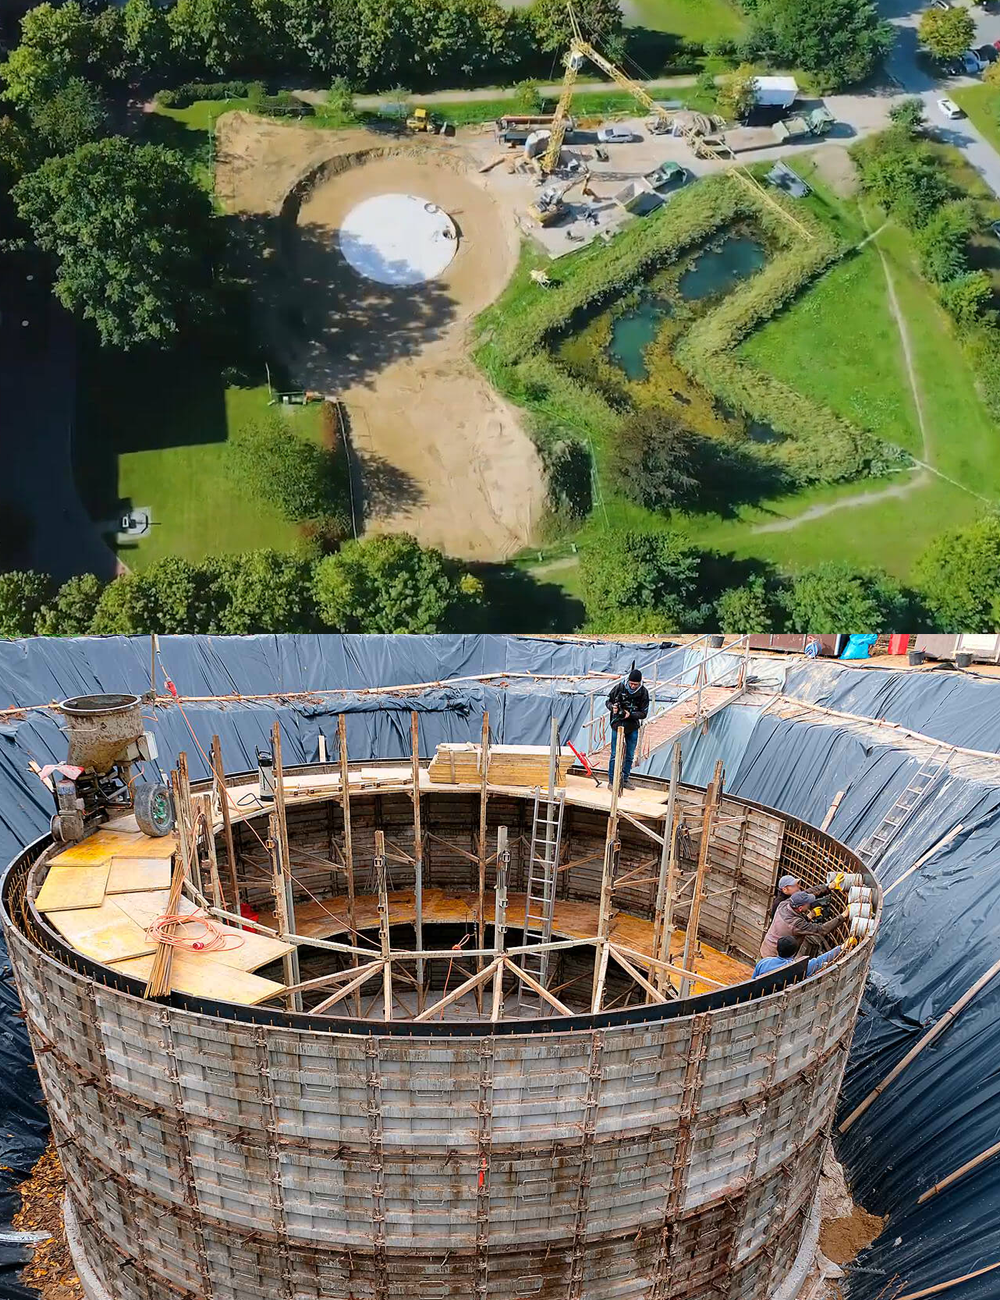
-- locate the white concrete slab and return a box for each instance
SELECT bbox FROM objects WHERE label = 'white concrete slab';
[338,193,458,286]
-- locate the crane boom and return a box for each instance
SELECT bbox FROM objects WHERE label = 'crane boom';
[576,40,671,123]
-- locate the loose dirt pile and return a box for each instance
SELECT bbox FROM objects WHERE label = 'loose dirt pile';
[215,113,544,560]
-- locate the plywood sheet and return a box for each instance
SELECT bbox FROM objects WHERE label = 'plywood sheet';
[106,858,172,894]
[112,890,196,929]
[110,951,285,1006]
[36,863,111,912]
[50,829,176,866]
[193,925,294,973]
[50,900,155,962]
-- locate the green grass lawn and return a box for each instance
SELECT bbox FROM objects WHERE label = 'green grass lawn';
[624,0,745,41]
[952,82,1000,157]
[75,348,326,569]
[145,98,252,195]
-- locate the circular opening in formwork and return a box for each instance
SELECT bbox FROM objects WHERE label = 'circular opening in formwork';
[338,192,458,286]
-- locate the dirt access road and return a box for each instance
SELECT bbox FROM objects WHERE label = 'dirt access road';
[215,113,544,560]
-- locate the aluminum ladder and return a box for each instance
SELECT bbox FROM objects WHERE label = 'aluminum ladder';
[857,747,947,868]
[518,787,565,1012]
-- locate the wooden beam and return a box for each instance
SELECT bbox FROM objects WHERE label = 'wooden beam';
[619,810,666,847]
[651,743,680,998]
[271,723,302,1010]
[592,729,625,1009]
[590,941,611,1014]
[491,825,510,1022]
[820,789,844,832]
[608,944,662,1003]
[338,714,360,1015]
[679,760,722,999]
[892,1261,1000,1300]
[374,830,392,1020]
[269,810,302,1012]
[312,962,386,1014]
[410,711,425,1012]
[197,794,223,909]
[917,1137,1000,1206]
[884,823,964,898]
[476,711,490,1011]
[267,959,384,1002]
[614,943,726,990]
[211,734,239,912]
[413,957,502,1023]
[840,952,1000,1134]
[506,957,573,1016]
[176,751,201,896]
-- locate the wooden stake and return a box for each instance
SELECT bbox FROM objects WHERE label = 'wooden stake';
[679,760,723,999]
[198,795,223,909]
[917,1137,1000,1205]
[884,823,964,898]
[338,714,360,1014]
[375,830,392,1020]
[590,941,611,1014]
[410,711,425,1011]
[592,729,625,1009]
[893,1261,1000,1300]
[840,952,1000,1133]
[476,711,490,1010]
[650,743,680,999]
[820,790,844,832]
[270,723,301,1007]
[269,811,302,1011]
[176,752,201,896]
[211,735,239,913]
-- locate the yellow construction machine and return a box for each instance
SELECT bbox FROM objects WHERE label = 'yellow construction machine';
[526,170,592,226]
[407,106,440,133]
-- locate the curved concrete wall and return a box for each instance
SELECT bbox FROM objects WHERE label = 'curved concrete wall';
[2,781,877,1300]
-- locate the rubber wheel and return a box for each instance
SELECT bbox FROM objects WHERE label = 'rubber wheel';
[134,782,175,837]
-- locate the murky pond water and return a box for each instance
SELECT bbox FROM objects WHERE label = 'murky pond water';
[677,233,766,302]
[607,299,673,381]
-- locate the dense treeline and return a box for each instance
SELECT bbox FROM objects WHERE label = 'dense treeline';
[732,0,892,91]
[0,536,484,637]
[0,0,623,104]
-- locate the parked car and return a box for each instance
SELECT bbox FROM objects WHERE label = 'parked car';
[931,0,951,9]
[597,125,636,143]
[992,220,1000,242]
[937,96,964,118]
[962,49,985,73]
[976,43,998,63]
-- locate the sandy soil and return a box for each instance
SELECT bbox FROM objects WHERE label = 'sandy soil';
[215,114,544,560]
[808,145,860,198]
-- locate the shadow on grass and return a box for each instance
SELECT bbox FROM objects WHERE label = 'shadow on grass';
[471,563,586,632]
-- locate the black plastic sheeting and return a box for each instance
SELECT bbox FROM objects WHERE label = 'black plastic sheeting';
[677,675,1000,1299]
[0,633,672,1299]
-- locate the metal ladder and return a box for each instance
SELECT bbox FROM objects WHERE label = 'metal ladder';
[857,747,947,868]
[518,787,565,1011]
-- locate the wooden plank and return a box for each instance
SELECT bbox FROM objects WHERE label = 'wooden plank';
[112,889,196,929]
[36,863,111,912]
[49,900,155,962]
[50,831,145,866]
[112,950,286,1006]
[106,858,172,894]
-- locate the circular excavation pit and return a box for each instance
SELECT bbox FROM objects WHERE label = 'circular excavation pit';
[3,764,881,1300]
[338,192,458,286]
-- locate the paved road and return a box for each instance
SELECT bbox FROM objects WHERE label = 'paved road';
[879,0,1000,197]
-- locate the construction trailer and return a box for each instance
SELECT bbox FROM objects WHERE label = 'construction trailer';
[752,75,799,110]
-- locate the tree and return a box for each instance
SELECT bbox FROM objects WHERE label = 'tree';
[939,270,994,327]
[782,562,909,632]
[29,77,107,155]
[716,63,757,120]
[89,558,216,634]
[0,2,92,109]
[35,573,103,635]
[206,551,316,633]
[750,0,893,91]
[985,61,1000,88]
[715,576,778,633]
[915,200,973,284]
[608,408,699,511]
[313,535,482,633]
[283,0,363,76]
[854,130,952,229]
[918,7,975,60]
[12,137,214,348]
[888,97,925,133]
[226,418,349,526]
[327,76,356,121]
[579,529,705,632]
[529,0,623,53]
[123,0,171,70]
[0,570,53,637]
[512,79,542,113]
[915,516,1000,629]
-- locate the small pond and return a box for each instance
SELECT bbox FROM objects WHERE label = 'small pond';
[607,298,673,382]
[678,233,766,302]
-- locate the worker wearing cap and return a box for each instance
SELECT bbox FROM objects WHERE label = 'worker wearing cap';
[753,935,848,979]
[760,891,841,959]
[770,874,834,920]
[605,665,649,791]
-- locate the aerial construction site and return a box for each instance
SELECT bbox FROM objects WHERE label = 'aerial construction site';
[5,632,999,1300]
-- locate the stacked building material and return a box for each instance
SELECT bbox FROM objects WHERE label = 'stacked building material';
[427,742,574,786]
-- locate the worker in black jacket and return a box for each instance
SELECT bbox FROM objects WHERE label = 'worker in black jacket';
[605,665,649,790]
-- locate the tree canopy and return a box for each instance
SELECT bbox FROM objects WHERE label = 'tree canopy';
[715,576,777,633]
[608,408,699,512]
[12,136,215,348]
[716,63,758,120]
[0,2,92,109]
[312,535,483,633]
[918,7,975,60]
[579,529,706,632]
[747,0,893,91]
[914,516,1000,629]
[782,562,910,633]
[226,418,350,529]
[0,570,52,637]
[853,129,953,229]
[29,76,107,155]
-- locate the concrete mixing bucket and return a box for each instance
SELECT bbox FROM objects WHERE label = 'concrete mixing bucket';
[58,694,144,772]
